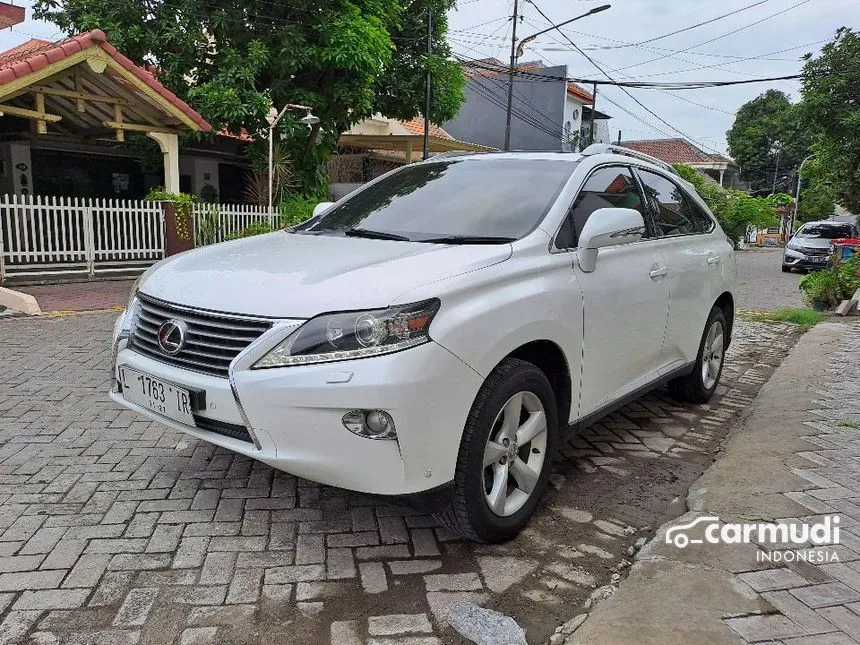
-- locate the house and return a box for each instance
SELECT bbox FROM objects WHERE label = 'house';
[0,29,261,202]
[442,58,611,152]
[621,138,739,188]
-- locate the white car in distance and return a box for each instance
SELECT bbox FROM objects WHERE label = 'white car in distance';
[110,144,736,542]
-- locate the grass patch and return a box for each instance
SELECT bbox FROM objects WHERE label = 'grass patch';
[839,420,860,430]
[740,307,824,331]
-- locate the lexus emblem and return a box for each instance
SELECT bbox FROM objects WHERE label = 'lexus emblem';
[157,319,187,355]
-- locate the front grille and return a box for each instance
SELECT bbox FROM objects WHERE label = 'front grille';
[193,415,254,443]
[131,295,272,377]
[799,246,830,256]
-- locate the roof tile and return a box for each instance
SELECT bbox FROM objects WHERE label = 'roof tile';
[621,138,732,165]
[0,29,211,132]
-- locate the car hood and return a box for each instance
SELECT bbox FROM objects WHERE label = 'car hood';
[794,237,832,249]
[138,231,511,318]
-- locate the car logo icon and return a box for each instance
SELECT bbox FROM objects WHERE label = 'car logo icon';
[665,516,720,548]
[157,319,187,355]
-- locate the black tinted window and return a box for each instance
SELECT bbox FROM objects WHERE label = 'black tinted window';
[556,166,646,249]
[638,170,707,236]
[798,224,853,239]
[300,159,575,241]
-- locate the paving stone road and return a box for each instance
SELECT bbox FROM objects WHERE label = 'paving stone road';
[736,248,805,312]
[0,311,800,644]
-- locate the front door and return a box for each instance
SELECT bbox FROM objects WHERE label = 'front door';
[556,165,670,418]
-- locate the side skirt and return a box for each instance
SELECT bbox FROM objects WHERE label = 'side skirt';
[570,362,695,432]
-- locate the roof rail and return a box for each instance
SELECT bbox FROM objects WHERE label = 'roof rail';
[581,143,679,176]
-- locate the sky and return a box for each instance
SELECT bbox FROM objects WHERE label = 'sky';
[0,0,853,156]
[446,0,854,154]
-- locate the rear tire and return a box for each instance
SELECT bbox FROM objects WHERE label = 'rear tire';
[436,358,558,543]
[668,306,727,404]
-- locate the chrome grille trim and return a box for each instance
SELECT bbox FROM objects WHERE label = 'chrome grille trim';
[130,295,272,378]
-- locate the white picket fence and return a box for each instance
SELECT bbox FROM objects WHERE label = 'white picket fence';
[0,195,275,283]
[193,203,276,245]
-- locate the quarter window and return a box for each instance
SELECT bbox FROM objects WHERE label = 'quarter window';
[637,169,711,236]
[556,166,646,249]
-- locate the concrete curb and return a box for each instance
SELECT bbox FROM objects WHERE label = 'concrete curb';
[0,286,41,315]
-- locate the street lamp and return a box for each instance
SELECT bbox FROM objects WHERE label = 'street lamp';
[265,103,320,214]
[503,3,610,150]
[789,154,816,237]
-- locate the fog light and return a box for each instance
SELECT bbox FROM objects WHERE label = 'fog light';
[342,409,397,440]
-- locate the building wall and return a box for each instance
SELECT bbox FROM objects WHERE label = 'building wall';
[562,95,584,151]
[443,65,568,151]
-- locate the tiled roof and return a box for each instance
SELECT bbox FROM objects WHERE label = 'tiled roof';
[0,29,211,132]
[399,118,453,139]
[621,138,733,165]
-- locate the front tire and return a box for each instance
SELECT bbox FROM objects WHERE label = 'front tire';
[437,358,558,543]
[781,265,791,273]
[668,306,727,404]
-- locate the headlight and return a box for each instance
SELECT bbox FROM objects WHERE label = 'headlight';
[253,299,440,368]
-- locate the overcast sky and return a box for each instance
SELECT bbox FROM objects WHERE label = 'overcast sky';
[447,0,853,154]
[0,0,852,156]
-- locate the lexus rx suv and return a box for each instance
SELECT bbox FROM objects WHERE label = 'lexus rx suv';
[110,144,736,542]
[783,220,857,272]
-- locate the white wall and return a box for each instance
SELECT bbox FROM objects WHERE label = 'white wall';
[562,95,584,152]
[180,155,221,200]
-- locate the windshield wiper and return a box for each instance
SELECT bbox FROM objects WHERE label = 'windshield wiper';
[344,228,411,241]
[420,235,516,245]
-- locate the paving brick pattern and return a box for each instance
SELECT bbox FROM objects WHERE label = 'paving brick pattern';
[0,312,797,644]
[726,324,860,645]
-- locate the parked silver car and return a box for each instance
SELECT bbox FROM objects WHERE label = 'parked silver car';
[782,221,857,272]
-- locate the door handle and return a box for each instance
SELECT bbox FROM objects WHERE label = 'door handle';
[706,256,721,266]
[649,266,669,279]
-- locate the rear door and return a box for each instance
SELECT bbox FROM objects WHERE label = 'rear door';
[634,168,726,366]
[556,165,670,418]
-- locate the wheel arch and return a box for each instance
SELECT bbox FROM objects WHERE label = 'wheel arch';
[714,291,735,347]
[501,340,572,430]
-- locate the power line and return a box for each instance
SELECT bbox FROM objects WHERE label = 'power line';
[586,0,773,50]
[521,0,724,155]
[614,0,814,72]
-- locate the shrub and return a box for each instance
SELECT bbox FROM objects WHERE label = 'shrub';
[225,221,276,241]
[800,267,842,309]
[279,196,317,228]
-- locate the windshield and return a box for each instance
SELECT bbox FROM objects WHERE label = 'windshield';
[297,158,576,242]
[797,224,853,239]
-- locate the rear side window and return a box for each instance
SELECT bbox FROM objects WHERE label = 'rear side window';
[556,166,646,249]
[637,169,711,236]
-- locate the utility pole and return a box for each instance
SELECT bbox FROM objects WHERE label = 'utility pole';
[503,0,519,152]
[423,5,432,160]
[590,82,597,146]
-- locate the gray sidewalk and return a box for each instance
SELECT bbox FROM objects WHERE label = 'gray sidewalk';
[566,321,860,645]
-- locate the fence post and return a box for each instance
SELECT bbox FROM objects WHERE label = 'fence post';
[83,198,95,277]
[0,197,5,286]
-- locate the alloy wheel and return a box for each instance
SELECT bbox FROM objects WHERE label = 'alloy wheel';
[701,319,724,390]
[481,391,548,517]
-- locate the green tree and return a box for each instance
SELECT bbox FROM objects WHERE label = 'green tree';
[799,27,860,214]
[674,164,784,246]
[34,0,465,197]
[796,158,836,222]
[726,90,812,192]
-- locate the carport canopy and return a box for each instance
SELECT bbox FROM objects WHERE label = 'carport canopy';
[0,29,211,192]
[338,133,494,163]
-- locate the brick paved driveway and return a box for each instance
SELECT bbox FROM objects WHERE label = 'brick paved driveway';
[0,312,799,644]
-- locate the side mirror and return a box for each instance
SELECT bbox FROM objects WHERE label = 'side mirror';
[313,201,335,217]
[577,207,646,273]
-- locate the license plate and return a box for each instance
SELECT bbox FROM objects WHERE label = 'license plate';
[119,366,196,425]
[813,256,827,263]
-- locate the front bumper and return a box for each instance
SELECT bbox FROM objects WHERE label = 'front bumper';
[783,248,829,270]
[110,317,483,496]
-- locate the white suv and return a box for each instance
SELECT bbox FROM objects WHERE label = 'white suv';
[110,144,735,542]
